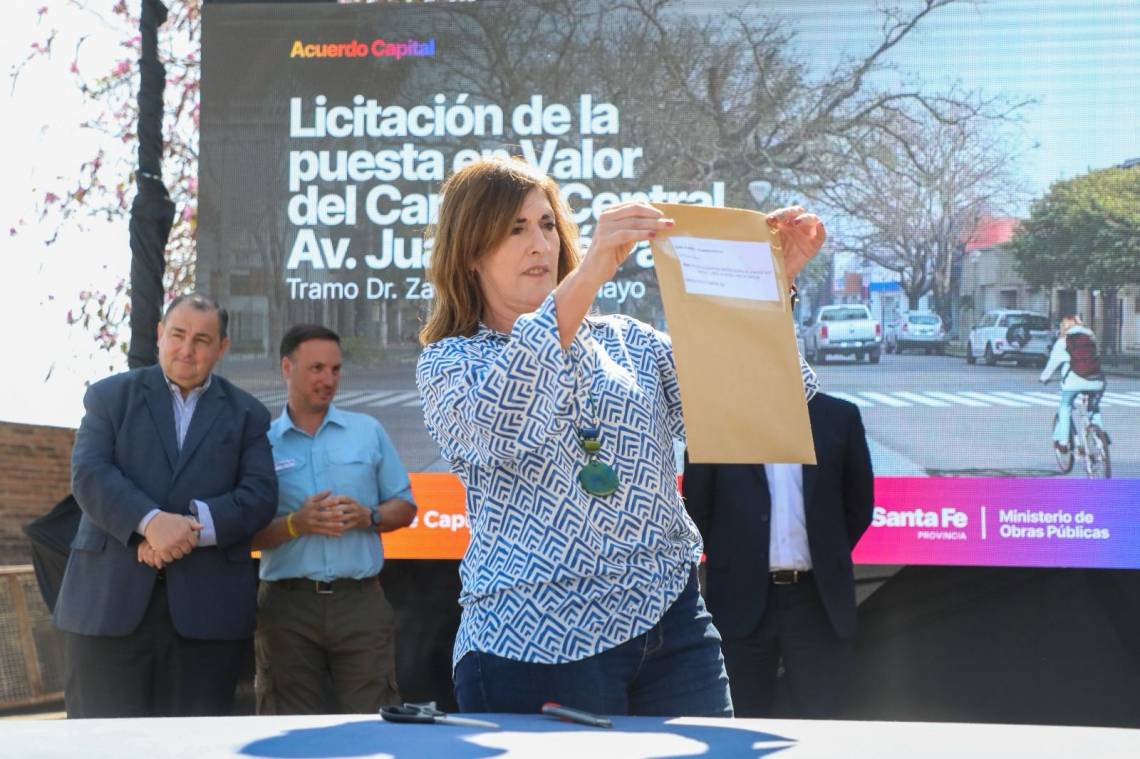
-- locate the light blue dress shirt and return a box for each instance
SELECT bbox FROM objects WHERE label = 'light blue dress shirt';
[260,404,415,582]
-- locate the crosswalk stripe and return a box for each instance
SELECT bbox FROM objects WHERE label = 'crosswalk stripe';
[892,391,952,408]
[1125,391,1140,402]
[1024,391,1062,404]
[1023,390,1140,409]
[339,391,399,408]
[859,392,912,408]
[1103,393,1140,408]
[990,391,1056,408]
[958,391,1030,407]
[368,391,421,407]
[401,397,424,408]
[921,391,992,407]
[828,392,874,407]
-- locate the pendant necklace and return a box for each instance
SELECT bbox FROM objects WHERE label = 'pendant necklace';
[574,344,619,497]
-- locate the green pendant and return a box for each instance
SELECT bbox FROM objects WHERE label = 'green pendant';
[578,460,619,496]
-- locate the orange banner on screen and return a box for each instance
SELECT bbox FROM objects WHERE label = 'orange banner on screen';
[381,473,688,560]
[382,472,470,559]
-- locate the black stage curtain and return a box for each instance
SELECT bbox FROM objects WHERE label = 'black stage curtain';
[844,566,1140,728]
[379,560,462,712]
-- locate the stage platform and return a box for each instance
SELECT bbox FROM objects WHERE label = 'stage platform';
[2,712,1138,758]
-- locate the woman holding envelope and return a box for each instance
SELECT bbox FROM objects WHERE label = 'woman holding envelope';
[416,157,824,716]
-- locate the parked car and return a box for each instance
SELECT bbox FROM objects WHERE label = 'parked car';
[803,304,882,364]
[966,310,1051,367]
[886,311,948,354]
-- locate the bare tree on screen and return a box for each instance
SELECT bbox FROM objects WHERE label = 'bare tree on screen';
[816,107,1025,321]
[434,0,1025,311]
[436,1,1003,196]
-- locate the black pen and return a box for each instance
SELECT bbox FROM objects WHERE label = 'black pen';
[541,701,613,729]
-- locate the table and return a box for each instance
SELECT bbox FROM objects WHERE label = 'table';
[2,713,1138,758]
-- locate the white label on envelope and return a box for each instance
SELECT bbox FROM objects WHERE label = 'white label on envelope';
[671,236,779,302]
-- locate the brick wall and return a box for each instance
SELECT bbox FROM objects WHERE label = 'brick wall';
[0,422,75,566]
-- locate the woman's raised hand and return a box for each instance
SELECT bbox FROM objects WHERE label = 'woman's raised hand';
[581,201,674,283]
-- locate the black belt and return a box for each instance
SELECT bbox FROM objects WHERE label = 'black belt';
[271,576,380,594]
[769,569,812,585]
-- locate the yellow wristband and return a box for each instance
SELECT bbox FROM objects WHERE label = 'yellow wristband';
[286,512,299,538]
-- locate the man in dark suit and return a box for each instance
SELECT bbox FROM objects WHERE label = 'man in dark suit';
[54,293,277,717]
[682,391,874,718]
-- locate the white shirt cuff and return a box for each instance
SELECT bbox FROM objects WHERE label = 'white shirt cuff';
[137,509,161,537]
[189,500,217,547]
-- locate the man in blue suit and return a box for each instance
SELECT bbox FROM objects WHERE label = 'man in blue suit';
[682,391,874,718]
[54,293,278,717]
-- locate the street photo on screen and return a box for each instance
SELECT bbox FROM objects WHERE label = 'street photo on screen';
[198,0,1140,569]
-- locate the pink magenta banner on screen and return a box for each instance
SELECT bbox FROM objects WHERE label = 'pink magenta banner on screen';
[388,475,1140,568]
[853,478,1140,569]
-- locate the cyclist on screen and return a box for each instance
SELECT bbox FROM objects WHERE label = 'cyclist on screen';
[1039,315,1107,453]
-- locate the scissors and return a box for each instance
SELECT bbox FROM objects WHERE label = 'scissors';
[380,701,499,729]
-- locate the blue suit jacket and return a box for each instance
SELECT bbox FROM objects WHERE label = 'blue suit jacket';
[53,364,278,640]
[682,392,874,640]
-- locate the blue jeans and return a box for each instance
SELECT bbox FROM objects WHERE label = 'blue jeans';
[1054,389,1105,445]
[454,566,733,717]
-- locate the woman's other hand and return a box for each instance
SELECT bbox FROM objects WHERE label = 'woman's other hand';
[767,206,826,281]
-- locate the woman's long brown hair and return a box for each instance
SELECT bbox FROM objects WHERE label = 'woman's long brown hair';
[419,158,581,345]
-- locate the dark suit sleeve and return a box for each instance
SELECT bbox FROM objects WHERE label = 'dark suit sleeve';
[681,450,714,544]
[199,401,278,549]
[71,381,162,546]
[843,405,875,549]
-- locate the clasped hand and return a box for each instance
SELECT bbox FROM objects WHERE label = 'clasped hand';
[138,512,202,570]
[289,490,371,538]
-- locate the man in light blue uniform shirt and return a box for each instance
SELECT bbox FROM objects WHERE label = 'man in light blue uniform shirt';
[252,324,416,714]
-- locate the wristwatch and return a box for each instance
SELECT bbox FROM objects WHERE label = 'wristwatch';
[369,507,381,528]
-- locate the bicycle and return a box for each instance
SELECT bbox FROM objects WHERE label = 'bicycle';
[1051,391,1111,478]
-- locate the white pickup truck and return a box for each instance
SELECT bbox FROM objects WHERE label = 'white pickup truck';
[803,304,883,364]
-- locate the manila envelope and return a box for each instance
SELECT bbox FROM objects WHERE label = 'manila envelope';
[650,203,816,464]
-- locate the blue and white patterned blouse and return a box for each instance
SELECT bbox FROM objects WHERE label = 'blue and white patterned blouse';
[417,293,818,666]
